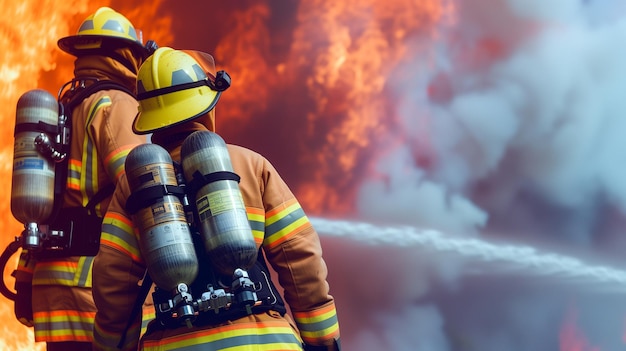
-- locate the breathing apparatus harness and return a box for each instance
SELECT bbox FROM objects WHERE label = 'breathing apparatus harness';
[0,78,134,301]
[117,137,286,348]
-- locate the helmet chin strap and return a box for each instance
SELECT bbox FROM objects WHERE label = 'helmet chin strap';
[137,71,231,101]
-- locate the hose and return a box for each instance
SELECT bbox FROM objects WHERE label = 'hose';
[0,238,21,301]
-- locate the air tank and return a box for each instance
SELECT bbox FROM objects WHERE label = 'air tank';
[125,143,198,292]
[181,131,258,276]
[10,89,58,225]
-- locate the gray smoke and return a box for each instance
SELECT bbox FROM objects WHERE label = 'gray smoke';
[340,0,626,350]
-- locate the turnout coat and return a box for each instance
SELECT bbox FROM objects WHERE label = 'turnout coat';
[92,119,340,350]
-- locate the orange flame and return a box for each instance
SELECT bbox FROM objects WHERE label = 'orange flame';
[213,0,454,216]
[0,1,172,349]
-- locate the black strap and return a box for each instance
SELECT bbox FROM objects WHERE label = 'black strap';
[14,121,58,136]
[185,170,240,198]
[125,184,186,215]
[138,80,209,100]
[85,183,116,214]
[62,80,134,109]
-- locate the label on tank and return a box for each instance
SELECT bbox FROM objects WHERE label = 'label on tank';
[13,158,54,173]
[195,190,245,220]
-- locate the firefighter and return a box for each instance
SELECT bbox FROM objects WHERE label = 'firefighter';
[91,47,341,351]
[12,7,152,351]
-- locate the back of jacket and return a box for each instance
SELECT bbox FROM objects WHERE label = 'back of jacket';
[92,139,340,350]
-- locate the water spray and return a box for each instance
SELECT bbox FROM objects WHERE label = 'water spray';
[311,217,626,289]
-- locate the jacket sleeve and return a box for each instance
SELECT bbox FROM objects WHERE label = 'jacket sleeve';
[91,91,147,182]
[92,176,146,351]
[258,157,341,350]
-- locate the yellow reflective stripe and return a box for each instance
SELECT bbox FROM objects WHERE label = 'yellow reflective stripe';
[33,310,95,342]
[293,304,340,343]
[104,144,137,181]
[100,212,142,262]
[33,259,92,287]
[265,199,299,226]
[81,96,111,208]
[246,207,265,245]
[142,321,302,350]
[74,256,94,287]
[263,201,309,249]
[67,159,82,191]
[141,304,156,337]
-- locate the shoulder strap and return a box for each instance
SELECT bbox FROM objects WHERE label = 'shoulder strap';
[63,80,134,111]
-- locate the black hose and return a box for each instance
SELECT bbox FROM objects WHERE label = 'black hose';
[0,238,21,301]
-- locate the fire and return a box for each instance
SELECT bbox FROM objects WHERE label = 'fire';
[214,0,454,216]
[0,0,171,349]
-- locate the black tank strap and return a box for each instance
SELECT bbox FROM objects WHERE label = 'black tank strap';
[125,184,186,215]
[13,121,58,136]
[186,170,240,197]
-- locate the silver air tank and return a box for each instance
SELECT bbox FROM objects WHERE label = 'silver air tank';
[181,131,258,276]
[11,89,58,231]
[125,143,198,292]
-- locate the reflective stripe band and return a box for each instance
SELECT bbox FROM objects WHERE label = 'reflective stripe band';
[264,201,309,249]
[81,96,111,210]
[75,256,94,287]
[247,207,265,245]
[67,159,82,190]
[33,309,95,343]
[141,320,303,351]
[100,212,142,262]
[32,257,93,287]
[141,304,156,338]
[105,144,139,181]
[293,304,340,343]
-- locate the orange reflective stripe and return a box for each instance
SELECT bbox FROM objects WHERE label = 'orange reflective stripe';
[263,199,309,250]
[265,198,298,218]
[104,143,139,181]
[142,320,302,350]
[100,211,142,262]
[247,206,265,245]
[67,158,82,190]
[33,309,95,343]
[293,303,340,344]
[37,260,78,270]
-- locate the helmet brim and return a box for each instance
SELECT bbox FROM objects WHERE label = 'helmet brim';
[57,35,147,58]
[132,89,222,135]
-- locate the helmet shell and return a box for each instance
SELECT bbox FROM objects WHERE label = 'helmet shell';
[58,7,146,57]
[133,47,221,134]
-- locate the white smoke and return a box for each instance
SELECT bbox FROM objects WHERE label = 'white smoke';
[332,0,626,350]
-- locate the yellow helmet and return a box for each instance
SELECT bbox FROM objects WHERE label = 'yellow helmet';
[58,7,147,58]
[133,47,230,135]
